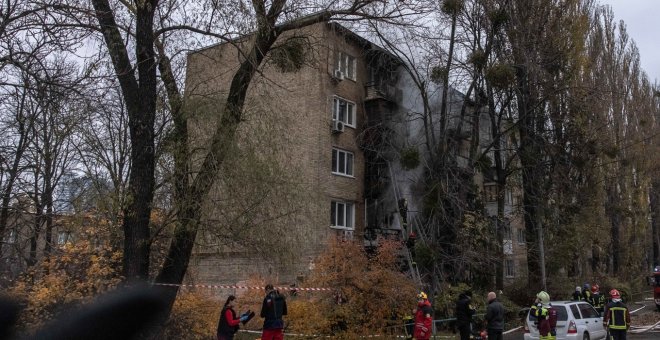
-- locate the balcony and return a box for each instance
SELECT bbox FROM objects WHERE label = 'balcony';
[364,81,402,103]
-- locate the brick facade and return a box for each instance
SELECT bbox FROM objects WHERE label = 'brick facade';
[185,23,372,285]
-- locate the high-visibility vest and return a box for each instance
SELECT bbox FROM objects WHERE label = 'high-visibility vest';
[606,305,628,330]
[591,294,605,308]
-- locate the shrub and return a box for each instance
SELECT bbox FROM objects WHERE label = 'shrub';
[400,147,420,170]
[9,239,122,333]
[302,239,418,336]
[163,290,218,340]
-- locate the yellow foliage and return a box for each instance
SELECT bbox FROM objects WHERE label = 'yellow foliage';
[300,239,418,336]
[164,290,219,340]
[163,277,267,339]
[159,240,417,338]
[8,239,122,332]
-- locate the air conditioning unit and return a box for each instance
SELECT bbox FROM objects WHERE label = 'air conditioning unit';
[332,119,345,133]
[342,229,354,241]
[333,69,344,80]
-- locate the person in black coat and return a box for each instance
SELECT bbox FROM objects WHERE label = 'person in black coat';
[260,284,288,340]
[455,290,476,340]
[485,291,505,340]
[217,295,248,340]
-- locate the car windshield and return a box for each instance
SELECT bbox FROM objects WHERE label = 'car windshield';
[528,305,568,321]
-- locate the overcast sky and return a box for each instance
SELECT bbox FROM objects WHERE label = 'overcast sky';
[600,0,659,83]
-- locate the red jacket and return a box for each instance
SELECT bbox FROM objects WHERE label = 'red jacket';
[217,307,241,339]
[414,300,433,340]
[535,305,557,337]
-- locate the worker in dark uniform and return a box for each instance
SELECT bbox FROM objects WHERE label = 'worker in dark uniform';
[603,289,631,340]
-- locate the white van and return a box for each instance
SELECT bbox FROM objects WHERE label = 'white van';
[524,301,607,340]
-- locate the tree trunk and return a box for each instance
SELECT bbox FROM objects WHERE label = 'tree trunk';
[154,2,283,321]
[91,0,158,281]
[651,180,660,267]
[0,89,31,245]
[515,64,545,288]
[606,183,621,274]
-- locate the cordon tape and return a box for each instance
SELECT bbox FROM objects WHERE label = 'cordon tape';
[152,282,332,291]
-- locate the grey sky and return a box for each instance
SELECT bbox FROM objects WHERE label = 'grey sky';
[600,0,659,83]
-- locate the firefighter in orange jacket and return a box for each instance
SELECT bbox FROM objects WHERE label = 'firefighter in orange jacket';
[603,289,631,340]
[413,292,433,340]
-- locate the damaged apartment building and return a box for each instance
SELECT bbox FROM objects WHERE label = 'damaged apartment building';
[184,22,526,286]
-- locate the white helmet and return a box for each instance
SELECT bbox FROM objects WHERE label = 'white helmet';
[536,291,550,306]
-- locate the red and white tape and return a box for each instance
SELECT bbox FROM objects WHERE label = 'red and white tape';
[152,283,332,291]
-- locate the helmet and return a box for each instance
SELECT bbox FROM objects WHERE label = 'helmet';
[417,292,428,300]
[575,286,581,292]
[591,284,599,293]
[609,289,620,299]
[536,291,550,305]
[583,282,591,290]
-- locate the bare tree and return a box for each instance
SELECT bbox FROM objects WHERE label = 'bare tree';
[73,80,131,241]
[22,58,81,264]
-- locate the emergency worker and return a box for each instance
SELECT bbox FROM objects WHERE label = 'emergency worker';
[406,232,417,261]
[533,291,557,340]
[571,286,582,301]
[603,289,631,340]
[403,313,414,340]
[589,284,606,315]
[581,283,591,302]
[413,292,433,340]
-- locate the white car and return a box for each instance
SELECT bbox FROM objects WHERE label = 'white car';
[524,301,607,340]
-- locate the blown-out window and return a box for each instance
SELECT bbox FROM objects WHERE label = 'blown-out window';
[335,52,356,80]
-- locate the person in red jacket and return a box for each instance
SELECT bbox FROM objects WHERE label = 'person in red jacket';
[533,291,557,340]
[413,291,433,340]
[216,295,248,340]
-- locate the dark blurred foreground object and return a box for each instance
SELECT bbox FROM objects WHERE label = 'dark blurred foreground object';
[0,293,20,339]
[1,284,169,340]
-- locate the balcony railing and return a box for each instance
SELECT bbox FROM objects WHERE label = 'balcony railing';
[365,81,401,102]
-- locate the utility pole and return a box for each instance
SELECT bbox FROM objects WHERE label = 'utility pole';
[537,212,547,291]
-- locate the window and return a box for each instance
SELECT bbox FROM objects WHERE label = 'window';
[335,52,356,80]
[503,223,512,241]
[578,303,600,318]
[331,200,355,229]
[4,230,16,244]
[57,232,70,245]
[484,185,498,202]
[504,240,513,255]
[333,97,355,127]
[506,189,514,205]
[505,259,515,277]
[570,305,582,319]
[517,228,526,244]
[332,148,354,176]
